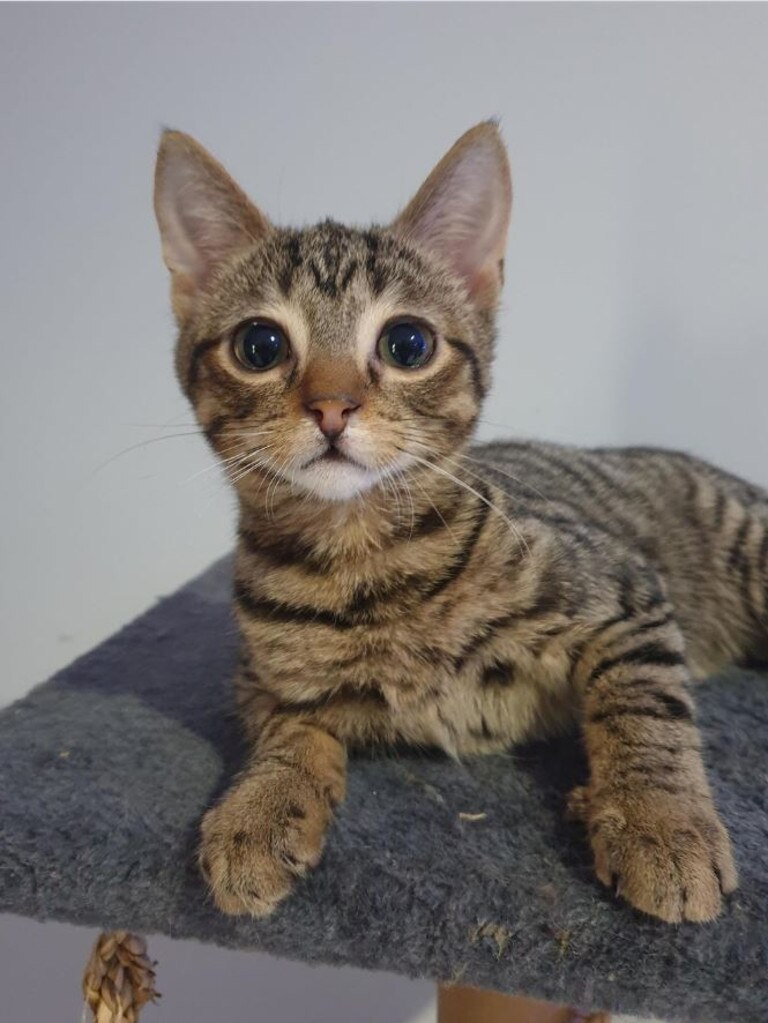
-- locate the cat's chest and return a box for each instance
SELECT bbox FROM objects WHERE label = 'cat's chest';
[243,601,578,754]
[235,521,578,751]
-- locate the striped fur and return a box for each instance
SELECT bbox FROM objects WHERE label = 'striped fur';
[154,124,760,925]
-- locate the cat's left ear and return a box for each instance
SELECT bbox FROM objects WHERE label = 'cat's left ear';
[154,130,271,323]
[392,121,512,310]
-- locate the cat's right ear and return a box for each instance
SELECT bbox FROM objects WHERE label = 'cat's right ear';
[153,130,270,323]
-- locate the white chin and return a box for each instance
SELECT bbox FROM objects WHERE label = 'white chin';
[288,460,382,502]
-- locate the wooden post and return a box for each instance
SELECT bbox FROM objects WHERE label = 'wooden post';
[437,985,610,1023]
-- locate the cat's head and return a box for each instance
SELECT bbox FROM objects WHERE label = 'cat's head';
[154,123,511,504]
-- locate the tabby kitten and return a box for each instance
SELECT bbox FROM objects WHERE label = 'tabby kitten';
[153,122,762,925]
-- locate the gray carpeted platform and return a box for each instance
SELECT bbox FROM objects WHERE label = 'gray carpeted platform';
[1,558,766,1021]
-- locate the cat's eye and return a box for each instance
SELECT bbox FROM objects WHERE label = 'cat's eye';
[233,321,290,372]
[378,321,435,369]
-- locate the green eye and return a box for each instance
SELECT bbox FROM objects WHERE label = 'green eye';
[378,322,435,369]
[233,321,290,371]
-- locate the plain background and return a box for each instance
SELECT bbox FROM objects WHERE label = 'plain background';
[1,3,765,1021]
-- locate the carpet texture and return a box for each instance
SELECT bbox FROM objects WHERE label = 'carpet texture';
[1,557,766,1021]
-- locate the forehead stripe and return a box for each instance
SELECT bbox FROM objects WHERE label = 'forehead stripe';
[363,230,388,296]
[277,233,304,295]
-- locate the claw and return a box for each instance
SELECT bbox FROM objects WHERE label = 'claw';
[713,864,724,895]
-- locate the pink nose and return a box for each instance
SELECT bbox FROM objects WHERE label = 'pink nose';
[305,396,361,439]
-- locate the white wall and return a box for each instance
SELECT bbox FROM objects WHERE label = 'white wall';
[1,4,765,1020]
[2,3,767,705]
[0,916,436,1023]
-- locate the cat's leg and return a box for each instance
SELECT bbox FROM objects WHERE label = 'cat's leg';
[199,713,346,916]
[200,674,396,918]
[571,608,738,923]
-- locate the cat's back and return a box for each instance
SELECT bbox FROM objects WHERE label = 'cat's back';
[471,437,767,524]
[472,436,768,672]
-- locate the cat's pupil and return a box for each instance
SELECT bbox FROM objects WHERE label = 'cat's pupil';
[382,323,431,368]
[237,323,286,370]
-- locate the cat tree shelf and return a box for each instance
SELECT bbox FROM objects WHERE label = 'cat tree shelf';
[1,558,766,1021]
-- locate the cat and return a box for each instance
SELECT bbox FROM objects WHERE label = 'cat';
[153,121,764,925]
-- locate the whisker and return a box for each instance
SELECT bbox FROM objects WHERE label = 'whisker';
[92,418,275,480]
[244,452,277,495]
[92,431,209,475]
[229,442,292,517]
[126,422,203,429]
[449,452,553,510]
[475,416,524,434]
[402,449,530,560]
[393,463,416,538]
[182,450,255,486]
[182,430,279,485]
[397,432,552,513]
[266,453,287,519]
[409,472,460,545]
[228,444,280,488]
[382,464,404,528]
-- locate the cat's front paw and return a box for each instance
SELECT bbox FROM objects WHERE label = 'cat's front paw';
[199,765,343,917]
[570,786,737,923]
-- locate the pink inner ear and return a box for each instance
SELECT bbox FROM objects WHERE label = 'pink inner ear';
[155,134,269,291]
[158,171,247,285]
[399,141,510,303]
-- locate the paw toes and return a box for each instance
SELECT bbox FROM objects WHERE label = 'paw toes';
[197,777,337,918]
[209,853,293,917]
[690,815,738,888]
[280,851,310,876]
[586,796,735,924]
